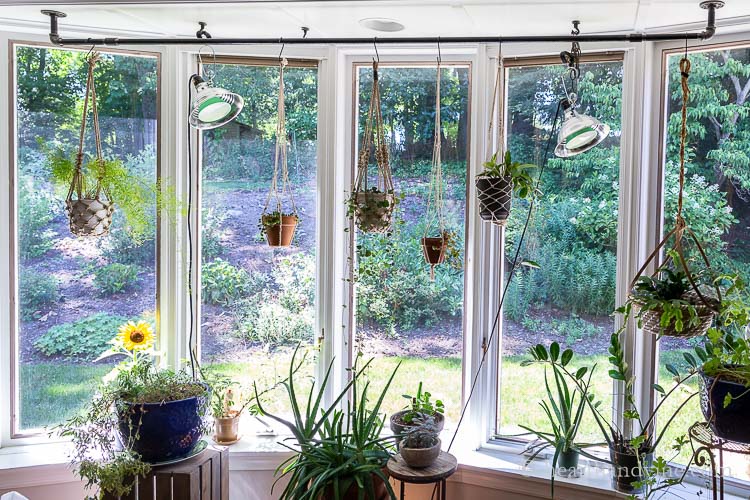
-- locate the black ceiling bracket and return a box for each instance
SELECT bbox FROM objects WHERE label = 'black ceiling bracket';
[196,21,212,39]
[42,1,724,47]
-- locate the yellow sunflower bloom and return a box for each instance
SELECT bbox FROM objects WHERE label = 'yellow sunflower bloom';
[117,321,154,351]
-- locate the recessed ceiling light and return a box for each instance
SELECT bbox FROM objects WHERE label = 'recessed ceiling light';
[359,18,405,33]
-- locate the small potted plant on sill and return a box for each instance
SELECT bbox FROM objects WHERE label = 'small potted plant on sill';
[696,273,750,443]
[399,415,441,469]
[476,150,537,226]
[260,211,299,247]
[625,257,719,339]
[256,347,399,500]
[56,321,210,499]
[390,382,445,438]
[519,342,598,495]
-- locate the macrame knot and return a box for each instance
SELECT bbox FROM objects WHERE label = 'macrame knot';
[87,52,101,68]
[679,57,691,77]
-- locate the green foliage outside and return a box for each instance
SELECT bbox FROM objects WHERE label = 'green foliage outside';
[93,263,139,295]
[202,258,263,306]
[18,179,56,259]
[19,269,60,321]
[34,312,130,360]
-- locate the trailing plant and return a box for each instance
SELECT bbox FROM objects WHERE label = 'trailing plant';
[478,150,538,199]
[256,346,399,500]
[520,342,598,495]
[55,322,208,499]
[398,382,445,425]
[19,269,59,321]
[93,263,139,295]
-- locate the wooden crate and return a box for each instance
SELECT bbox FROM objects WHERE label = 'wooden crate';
[103,446,229,500]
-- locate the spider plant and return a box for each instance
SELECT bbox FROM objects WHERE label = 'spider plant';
[256,346,400,500]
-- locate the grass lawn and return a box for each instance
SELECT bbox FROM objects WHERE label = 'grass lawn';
[19,351,702,467]
[20,363,111,430]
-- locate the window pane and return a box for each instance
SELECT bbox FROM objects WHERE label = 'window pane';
[199,61,318,414]
[14,46,158,432]
[659,46,750,478]
[353,65,470,426]
[497,60,623,443]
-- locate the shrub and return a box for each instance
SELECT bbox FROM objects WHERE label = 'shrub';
[34,312,131,360]
[238,296,313,344]
[93,263,139,295]
[201,207,227,261]
[202,259,263,306]
[101,213,155,266]
[18,179,56,259]
[19,269,59,320]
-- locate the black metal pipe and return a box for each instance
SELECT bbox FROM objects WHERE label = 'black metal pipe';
[43,2,724,48]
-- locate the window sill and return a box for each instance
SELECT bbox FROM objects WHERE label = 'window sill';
[2,435,749,500]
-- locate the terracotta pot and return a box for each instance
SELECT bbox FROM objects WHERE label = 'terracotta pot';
[421,237,447,265]
[319,470,390,500]
[400,438,441,469]
[263,215,298,247]
[390,411,445,438]
[214,413,240,443]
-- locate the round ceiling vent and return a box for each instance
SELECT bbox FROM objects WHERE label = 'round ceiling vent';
[359,18,405,32]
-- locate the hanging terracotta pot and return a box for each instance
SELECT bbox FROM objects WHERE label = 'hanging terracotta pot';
[422,236,447,266]
[476,175,513,226]
[262,214,298,247]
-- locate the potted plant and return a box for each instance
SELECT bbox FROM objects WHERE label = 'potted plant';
[399,415,441,469]
[421,230,461,279]
[519,342,598,493]
[256,347,399,500]
[390,382,445,438]
[476,150,537,226]
[576,332,698,494]
[346,186,397,234]
[626,258,718,339]
[697,273,750,443]
[56,321,210,499]
[349,60,396,234]
[260,211,299,247]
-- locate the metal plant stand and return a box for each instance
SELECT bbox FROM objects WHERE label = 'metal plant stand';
[689,422,750,500]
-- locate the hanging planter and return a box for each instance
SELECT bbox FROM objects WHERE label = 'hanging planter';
[622,57,720,339]
[64,53,115,237]
[261,58,299,248]
[476,55,537,226]
[347,60,396,233]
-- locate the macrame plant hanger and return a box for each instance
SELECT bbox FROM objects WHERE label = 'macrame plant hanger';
[261,54,299,247]
[476,43,513,226]
[66,51,115,237]
[351,49,395,233]
[629,49,721,337]
[421,50,447,280]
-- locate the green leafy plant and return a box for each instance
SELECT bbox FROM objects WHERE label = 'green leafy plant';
[201,259,254,306]
[201,207,227,261]
[520,342,598,494]
[256,346,399,500]
[18,179,56,259]
[345,186,399,220]
[93,263,138,295]
[35,313,134,360]
[478,150,538,199]
[399,381,445,424]
[19,269,59,321]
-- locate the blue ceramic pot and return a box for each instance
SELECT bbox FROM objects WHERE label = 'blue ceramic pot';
[117,386,209,463]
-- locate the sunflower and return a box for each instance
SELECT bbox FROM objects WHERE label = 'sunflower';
[117,321,154,351]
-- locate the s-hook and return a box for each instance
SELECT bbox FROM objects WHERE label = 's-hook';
[196,21,211,39]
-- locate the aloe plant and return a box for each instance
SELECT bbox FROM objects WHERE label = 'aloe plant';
[256,347,400,500]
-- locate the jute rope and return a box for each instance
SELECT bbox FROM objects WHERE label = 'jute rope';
[630,56,721,310]
[423,60,445,239]
[354,60,394,194]
[263,58,297,216]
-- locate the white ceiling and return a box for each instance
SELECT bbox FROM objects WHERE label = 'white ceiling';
[0,0,749,40]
